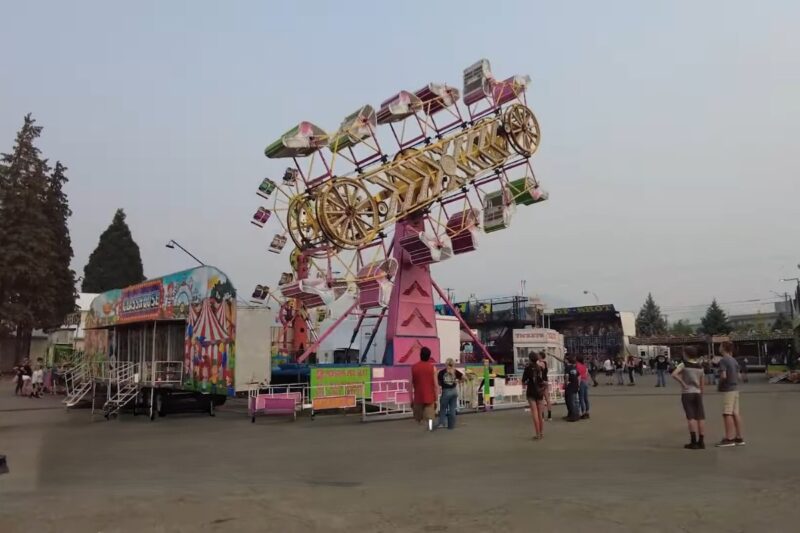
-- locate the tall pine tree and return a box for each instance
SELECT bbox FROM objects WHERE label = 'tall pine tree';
[44,161,77,327]
[669,319,695,336]
[699,299,732,335]
[82,209,145,292]
[636,293,667,336]
[0,114,75,361]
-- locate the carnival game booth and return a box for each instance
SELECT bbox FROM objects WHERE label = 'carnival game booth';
[80,266,269,420]
[512,328,566,405]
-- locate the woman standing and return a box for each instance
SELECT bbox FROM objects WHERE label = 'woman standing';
[522,355,546,440]
[436,358,463,430]
[576,355,590,419]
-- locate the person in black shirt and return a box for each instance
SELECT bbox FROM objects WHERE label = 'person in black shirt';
[522,355,546,439]
[436,358,463,430]
[655,354,669,387]
[563,354,580,422]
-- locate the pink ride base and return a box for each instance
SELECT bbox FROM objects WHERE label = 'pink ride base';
[383,218,441,365]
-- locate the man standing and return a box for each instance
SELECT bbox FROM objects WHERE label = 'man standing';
[614,357,625,386]
[716,341,746,447]
[563,354,581,422]
[655,353,669,387]
[411,347,438,431]
[625,356,636,386]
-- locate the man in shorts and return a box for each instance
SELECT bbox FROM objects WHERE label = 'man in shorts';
[716,341,746,447]
[671,346,706,449]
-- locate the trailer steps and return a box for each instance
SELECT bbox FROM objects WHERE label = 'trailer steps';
[63,362,92,407]
[102,362,138,419]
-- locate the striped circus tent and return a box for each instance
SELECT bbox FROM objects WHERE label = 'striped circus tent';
[193,299,229,389]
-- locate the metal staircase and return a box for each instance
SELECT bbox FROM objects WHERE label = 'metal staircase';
[64,362,92,407]
[102,362,138,419]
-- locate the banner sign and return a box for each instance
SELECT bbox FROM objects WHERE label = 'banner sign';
[553,304,615,315]
[513,328,563,344]
[120,281,163,322]
[312,395,357,411]
[310,366,372,400]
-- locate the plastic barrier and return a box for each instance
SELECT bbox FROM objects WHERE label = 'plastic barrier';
[363,379,412,420]
[248,383,306,422]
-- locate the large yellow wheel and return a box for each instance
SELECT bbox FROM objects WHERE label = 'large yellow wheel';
[317,178,380,248]
[286,194,323,250]
[503,104,540,157]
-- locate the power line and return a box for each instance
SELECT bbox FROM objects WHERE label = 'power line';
[661,297,782,312]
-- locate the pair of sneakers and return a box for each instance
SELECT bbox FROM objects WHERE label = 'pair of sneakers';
[684,441,705,450]
[715,437,746,447]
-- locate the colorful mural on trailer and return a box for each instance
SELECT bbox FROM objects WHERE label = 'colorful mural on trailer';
[85,266,237,396]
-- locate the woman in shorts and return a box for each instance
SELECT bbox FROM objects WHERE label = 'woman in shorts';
[522,355,546,440]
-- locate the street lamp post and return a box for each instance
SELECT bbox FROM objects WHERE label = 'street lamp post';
[779,278,799,320]
[165,239,205,267]
[583,290,599,304]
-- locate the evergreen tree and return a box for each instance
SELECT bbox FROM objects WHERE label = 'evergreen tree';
[699,299,732,335]
[43,161,77,327]
[82,209,145,292]
[636,293,667,336]
[669,319,695,336]
[772,313,792,332]
[0,114,59,360]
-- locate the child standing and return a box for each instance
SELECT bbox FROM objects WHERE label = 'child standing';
[672,346,706,449]
[31,364,44,398]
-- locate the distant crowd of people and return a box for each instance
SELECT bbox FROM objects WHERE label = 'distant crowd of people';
[12,357,46,398]
[407,342,747,450]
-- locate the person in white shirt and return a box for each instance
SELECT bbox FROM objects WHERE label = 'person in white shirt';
[603,358,614,385]
[31,365,44,398]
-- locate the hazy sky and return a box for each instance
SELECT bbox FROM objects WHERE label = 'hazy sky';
[1,1,798,321]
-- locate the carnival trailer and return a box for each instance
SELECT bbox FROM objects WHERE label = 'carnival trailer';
[72,266,272,420]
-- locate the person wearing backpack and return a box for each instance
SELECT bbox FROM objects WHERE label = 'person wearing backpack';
[436,358,463,430]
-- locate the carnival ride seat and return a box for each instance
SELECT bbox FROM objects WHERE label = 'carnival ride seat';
[445,208,481,255]
[257,178,277,199]
[282,167,299,185]
[251,285,269,301]
[329,105,377,152]
[399,232,453,266]
[251,207,271,227]
[490,75,531,107]
[463,59,531,119]
[264,122,329,159]
[377,91,424,125]
[482,189,514,233]
[355,258,398,309]
[268,234,287,254]
[279,278,347,309]
[463,58,494,106]
[414,83,461,116]
[507,176,548,206]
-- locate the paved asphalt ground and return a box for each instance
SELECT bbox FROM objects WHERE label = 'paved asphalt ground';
[1,373,799,533]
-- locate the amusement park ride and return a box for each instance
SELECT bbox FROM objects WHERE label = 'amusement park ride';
[249,59,548,367]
